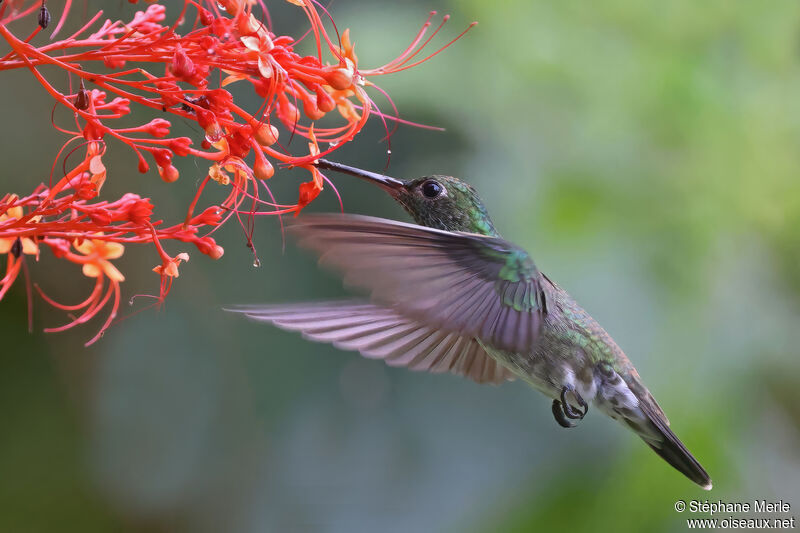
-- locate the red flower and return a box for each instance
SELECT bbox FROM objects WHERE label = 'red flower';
[0,0,474,343]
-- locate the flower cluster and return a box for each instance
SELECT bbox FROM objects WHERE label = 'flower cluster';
[0,0,472,344]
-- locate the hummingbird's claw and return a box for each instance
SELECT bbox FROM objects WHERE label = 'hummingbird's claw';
[560,385,589,420]
[552,399,576,428]
[552,385,589,428]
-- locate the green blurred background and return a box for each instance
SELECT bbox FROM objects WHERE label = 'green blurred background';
[1,0,799,531]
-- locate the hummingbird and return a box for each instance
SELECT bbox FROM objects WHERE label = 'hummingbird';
[227,158,712,490]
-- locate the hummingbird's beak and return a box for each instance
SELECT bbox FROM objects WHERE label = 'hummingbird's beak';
[315,159,406,195]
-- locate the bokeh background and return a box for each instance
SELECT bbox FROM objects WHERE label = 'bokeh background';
[2,1,799,531]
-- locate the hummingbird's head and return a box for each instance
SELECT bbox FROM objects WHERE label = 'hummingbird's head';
[315,159,498,236]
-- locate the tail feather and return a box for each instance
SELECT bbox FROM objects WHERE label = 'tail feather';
[625,398,712,490]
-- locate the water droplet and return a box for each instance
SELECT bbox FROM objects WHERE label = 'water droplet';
[128,298,135,306]
[204,130,223,144]
[252,258,261,268]
[386,149,392,155]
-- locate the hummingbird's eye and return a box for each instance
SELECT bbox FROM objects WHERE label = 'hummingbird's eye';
[420,180,444,199]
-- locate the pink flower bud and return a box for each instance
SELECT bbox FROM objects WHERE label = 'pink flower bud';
[152,149,172,168]
[169,137,193,157]
[89,209,112,226]
[103,56,126,69]
[171,46,195,80]
[190,207,222,226]
[44,238,70,259]
[199,9,214,26]
[127,200,153,224]
[196,236,224,259]
[145,118,171,138]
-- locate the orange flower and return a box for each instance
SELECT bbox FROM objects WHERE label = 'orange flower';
[0,201,39,257]
[220,12,275,87]
[74,238,125,282]
[153,252,189,278]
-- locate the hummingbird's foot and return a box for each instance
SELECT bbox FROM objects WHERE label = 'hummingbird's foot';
[560,385,589,420]
[551,385,589,428]
[552,399,576,428]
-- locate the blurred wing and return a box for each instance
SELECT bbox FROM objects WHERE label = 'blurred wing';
[227,301,515,385]
[289,214,550,353]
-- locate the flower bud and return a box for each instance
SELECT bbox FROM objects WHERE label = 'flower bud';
[199,9,213,26]
[196,236,224,259]
[169,137,193,157]
[323,60,355,90]
[103,56,126,69]
[277,96,300,126]
[197,109,223,142]
[253,152,274,180]
[217,0,242,16]
[314,85,336,113]
[89,209,112,226]
[236,12,267,38]
[127,199,154,224]
[171,46,195,79]
[107,97,130,115]
[158,164,180,183]
[190,206,222,226]
[254,123,279,146]
[45,238,70,258]
[145,118,171,138]
[296,179,322,212]
[152,148,172,168]
[302,95,325,121]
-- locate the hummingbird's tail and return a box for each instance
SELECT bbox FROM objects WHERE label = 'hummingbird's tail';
[594,366,711,489]
[609,383,712,490]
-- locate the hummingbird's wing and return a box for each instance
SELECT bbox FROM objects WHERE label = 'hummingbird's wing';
[288,214,550,353]
[226,301,515,384]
